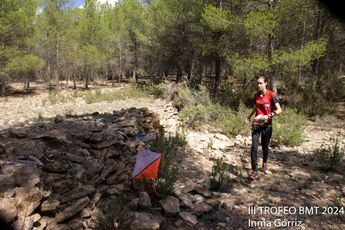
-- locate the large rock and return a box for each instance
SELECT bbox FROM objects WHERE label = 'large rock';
[15,187,43,219]
[138,191,152,209]
[9,128,28,138]
[60,185,96,203]
[177,194,193,208]
[0,198,17,223]
[54,197,90,223]
[159,196,180,215]
[130,212,160,230]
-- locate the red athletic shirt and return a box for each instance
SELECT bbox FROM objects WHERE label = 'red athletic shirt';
[254,90,279,125]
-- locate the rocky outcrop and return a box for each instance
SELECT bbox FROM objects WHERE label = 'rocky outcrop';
[0,107,159,229]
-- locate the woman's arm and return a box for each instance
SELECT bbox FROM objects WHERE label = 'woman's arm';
[269,103,282,117]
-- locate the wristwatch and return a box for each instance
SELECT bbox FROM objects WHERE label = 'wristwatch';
[269,111,277,117]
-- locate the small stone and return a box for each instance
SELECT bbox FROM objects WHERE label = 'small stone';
[195,186,212,197]
[191,202,213,215]
[138,191,152,209]
[8,128,28,138]
[181,183,195,194]
[129,198,139,210]
[205,199,221,208]
[41,199,60,212]
[177,194,193,208]
[192,194,205,203]
[80,208,92,218]
[130,212,160,230]
[159,196,180,214]
[218,223,227,228]
[54,115,63,123]
[179,212,198,226]
[0,142,6,154]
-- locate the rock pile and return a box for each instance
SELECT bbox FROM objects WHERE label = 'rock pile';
[129,182,232,229]
[0,107,159,230]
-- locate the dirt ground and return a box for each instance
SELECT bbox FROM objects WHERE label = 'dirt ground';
[1,82,344,229]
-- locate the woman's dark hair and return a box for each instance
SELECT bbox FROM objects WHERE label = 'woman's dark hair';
[257,75,268,83]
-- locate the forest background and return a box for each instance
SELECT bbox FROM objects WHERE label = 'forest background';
[1,0,345,117]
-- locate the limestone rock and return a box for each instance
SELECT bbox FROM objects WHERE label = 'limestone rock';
[9,128,28,138]
[41,199,60,212]
[54,197,90,223]
[138,191,152,209]
[159,196,180,215]
[179,212,198,226]
[15,187,43,218]
[0,197,17,223]
[130,212,160,230]
[177,194,193,208]
[191,202,213,215]
[0,142,6,154]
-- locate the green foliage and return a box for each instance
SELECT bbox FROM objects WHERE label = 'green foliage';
[212,103,251,136]
[202,5,238,32]
[173,82,212,129]
[227,53,271,78]
[95,195,133,230]
[141,82,166,98]
[5,54,44,76]
[174,83,252,136]
[210,157,229,191]
[244,11,277,37]
[272,38,328,73]
[43,90,72,105]
[148,125,187,196]
[72,44,106,69]
[273,108,306,146]
[334,194,343,208]
[314,138,344,172]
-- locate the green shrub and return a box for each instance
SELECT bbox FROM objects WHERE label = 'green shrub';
[210,157,229,191]
[148,125,187,196]
[172,81,195,111]
[179,104,208,129]
[95,195,133,230]
[43,91,72,105]
[273,108,305,146]
[212,103,251,136]
[141,82,167,98]
[334,194,343,208]
[314,137,344,171]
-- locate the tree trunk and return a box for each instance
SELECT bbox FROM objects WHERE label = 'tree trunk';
[73,73,77,90]
[176,66,182,83]
[213,55,221,95]
[55,32,60,90]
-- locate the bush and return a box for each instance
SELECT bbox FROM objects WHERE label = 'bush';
[211,103,251,136]
[141,82,167,98]
[95,195,133,230]
[43,90,72,105]
[148,125,187,196]
[314,137,344,171]
[272,108,305,146]
[210,157,229,191]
